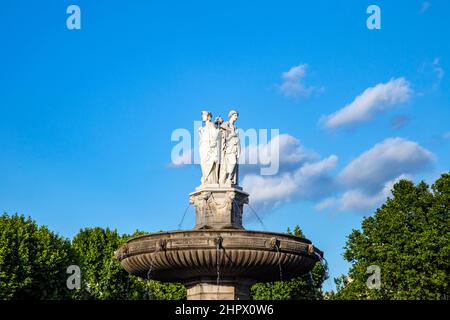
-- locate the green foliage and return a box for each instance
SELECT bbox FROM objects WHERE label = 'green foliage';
[147,280,186,300]
[333,173,450,300]
[71,227,138,299]
[251,225,328,300]
[71,227,186,300]
[123,230,186,300]
[0,213,74,299]
[287,225,306,238]
[0,218,186,300]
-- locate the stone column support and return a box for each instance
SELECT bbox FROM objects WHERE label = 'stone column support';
[185,277,256,300]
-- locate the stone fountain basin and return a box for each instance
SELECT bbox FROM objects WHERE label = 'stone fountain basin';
[115,229,323,283]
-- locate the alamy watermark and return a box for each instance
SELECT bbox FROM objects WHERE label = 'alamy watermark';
[64,5,381,31]
[367,5,381,30]
[171,122,281,176]
[66,5,81,30]
[66,265,81,290]
[366,265,381,289]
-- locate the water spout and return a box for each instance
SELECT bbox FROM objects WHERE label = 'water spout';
[313,251,329,280]
[215,236,223,300]
[144,243,162,300]
[177,204,191,230]
[145,264,154,300]
[244,203,267,231]
[308,271,315,289]
[274,244,283,282]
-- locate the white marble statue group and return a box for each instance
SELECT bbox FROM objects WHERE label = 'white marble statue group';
[198,110,241,187]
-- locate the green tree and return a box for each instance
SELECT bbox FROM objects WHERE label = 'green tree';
[71,227,186,300]
[333,173,450,300]
[71,227,142,299]
[122,230,186,300]
[146,279,186,300]
[250,225,328,300]
[0,213,74,299]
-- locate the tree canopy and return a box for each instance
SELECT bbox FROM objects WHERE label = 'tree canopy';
[250,225,329,300]
[333,173,450,299]
[0,213,74,299]
[2,173,448,300]
[71,227,186,300]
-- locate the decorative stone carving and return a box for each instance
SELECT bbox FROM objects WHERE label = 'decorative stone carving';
[214,235,223,247]
[198,110,241,188]
[157,238,167,251]
[190,187,248,229]
[219,110,241,186]
[192,110,246,229]
[117,230,323,283]
[266,237,278,250]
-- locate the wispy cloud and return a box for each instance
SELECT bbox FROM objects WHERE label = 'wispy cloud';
[317,137,434,213]
[240,134,319,175]
[419,1,430,14]
[432,58,444,80]
[171,133,435,216]
[390,114,411,130]
[338,137,434,192]
[248,136,434,214]
[319,174,412,213]
[242,135,337,211]
[277,64,322,99]
[417,58,445,93]
[321,77,412,129]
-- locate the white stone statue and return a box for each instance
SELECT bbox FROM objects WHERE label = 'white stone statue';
[219,110,241,185]
[199,111,219,185]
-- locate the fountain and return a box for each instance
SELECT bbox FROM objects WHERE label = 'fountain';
[115,110,323,300]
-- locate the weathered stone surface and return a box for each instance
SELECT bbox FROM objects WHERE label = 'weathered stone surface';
[115,229,322,282]
[185,277,255,300]
[115,110,324,300]
[189,187,248,229]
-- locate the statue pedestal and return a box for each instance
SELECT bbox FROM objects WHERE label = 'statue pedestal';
[189,186,249,229]
[185,277,255,300]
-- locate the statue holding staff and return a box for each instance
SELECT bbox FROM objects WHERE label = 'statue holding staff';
[198,111,219,185]
[219,110,241,186]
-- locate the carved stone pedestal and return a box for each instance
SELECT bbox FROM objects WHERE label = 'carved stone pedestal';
[189,186,249,229]
[185,277,255,300]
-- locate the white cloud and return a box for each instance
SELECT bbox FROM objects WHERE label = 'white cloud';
[338,137,434,193]
[443,132,450,140]
[433,58,444,80]
[314,197,338,211]
[242,174,297,210]
[245,136,434,214]
[236,134,338,211]
[294,155,338,200]
[321,77,412,129]
[277,64,322,98]
[171,132,435,216]
[240,134,318,175]
[242,154,338,211]
[317,138,434,214]
[337,174,412,212]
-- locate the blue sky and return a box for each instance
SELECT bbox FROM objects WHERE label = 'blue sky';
[1,0,449,291]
